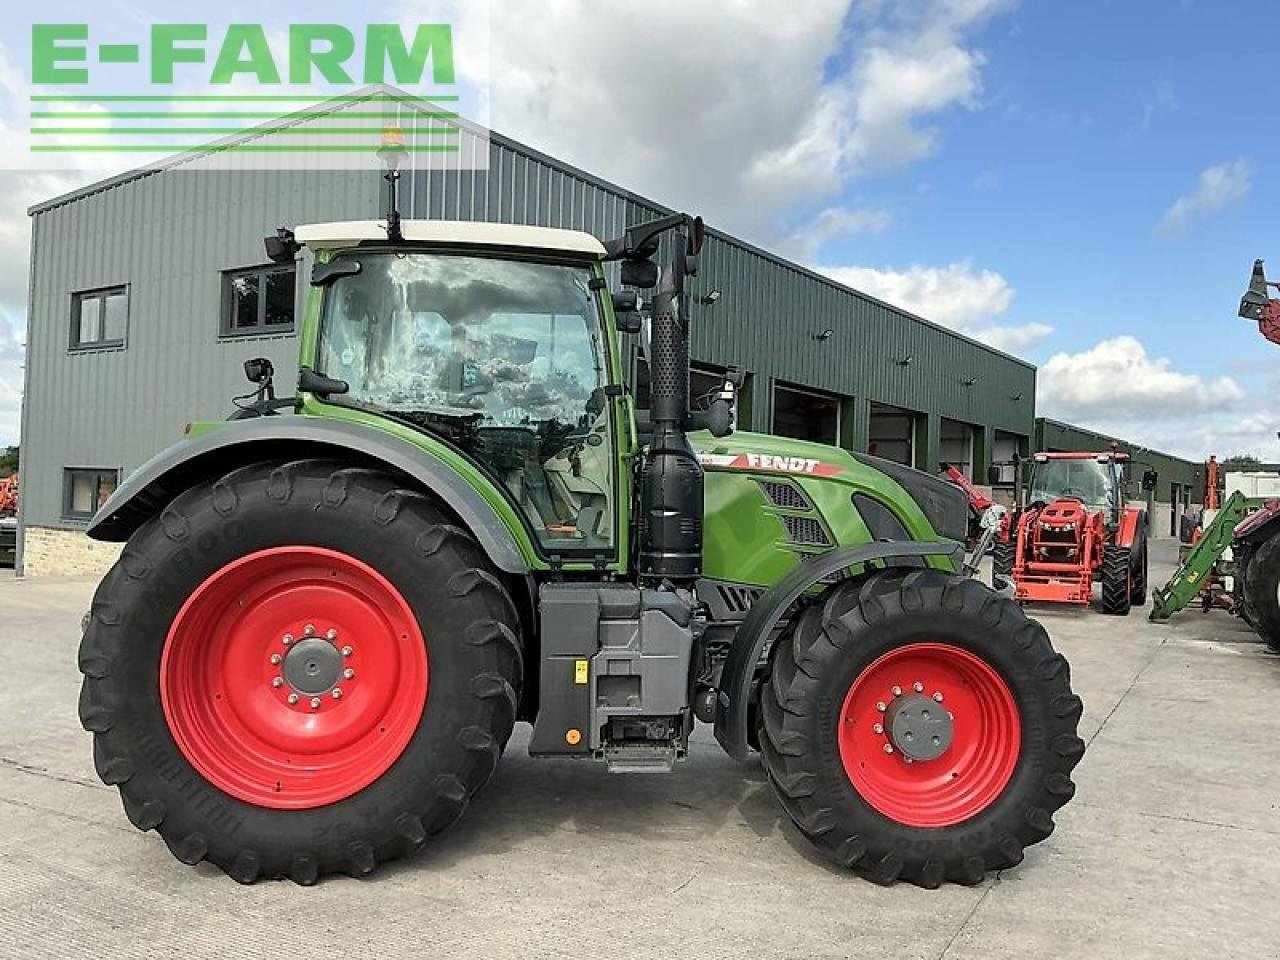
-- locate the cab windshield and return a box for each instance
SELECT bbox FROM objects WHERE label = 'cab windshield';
[317,250,615,552]
[1028,459,1117,510]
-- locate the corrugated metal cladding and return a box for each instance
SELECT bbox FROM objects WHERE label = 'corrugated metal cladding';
[22,93,1034,532]
[1035,418,1204,501]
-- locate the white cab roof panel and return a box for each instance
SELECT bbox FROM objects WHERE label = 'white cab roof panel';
[294,220,607,257]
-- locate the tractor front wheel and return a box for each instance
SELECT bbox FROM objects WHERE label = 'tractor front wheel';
[1241,532,1280,651]
[758,569,1084,887]
[78,460,522,883]
[991,539,1014,589]
[1100,545,1133,615]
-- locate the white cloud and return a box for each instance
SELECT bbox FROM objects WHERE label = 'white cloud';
[1038,335,1244,422]
[1035,336,1277,461]
[1156,158,1253,235]
[816,260,1053,355]
[781,206,891,261]
[969,321,1053,354]
[408,0,1010,242]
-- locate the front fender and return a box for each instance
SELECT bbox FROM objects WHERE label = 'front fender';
[87,416,530,574]
[713,540,964,760]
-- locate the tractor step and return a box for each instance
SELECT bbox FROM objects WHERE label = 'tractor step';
[603,743,679,774]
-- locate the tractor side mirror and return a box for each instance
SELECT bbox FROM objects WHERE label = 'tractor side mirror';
[621,258,659,289]
[688,367,741,438]
[987,464,1002,486]
[264,227,299,264]
[1142,469,1158,491]
[611,290,643,334]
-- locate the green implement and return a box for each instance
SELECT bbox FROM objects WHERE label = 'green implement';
[1149,491,1265,621]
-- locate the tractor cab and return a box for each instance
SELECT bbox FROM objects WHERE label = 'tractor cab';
[995,450,1147,612]
[1027,451,1128,520]
[300,220,625,559]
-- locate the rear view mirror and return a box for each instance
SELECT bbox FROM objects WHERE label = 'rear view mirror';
[1142,469,1158,491]
[264,227,299,264]
[611,290,643,334]
[621,258,659,289]
[987,464,1001,485]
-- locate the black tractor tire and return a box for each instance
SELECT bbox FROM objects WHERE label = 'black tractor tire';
[991,539,1015,588]
[1100,545,1133,615]
[1129,531,1149,607]
[758,568,1084,888]
[1241,532,1280,651]
[78,460,522,884]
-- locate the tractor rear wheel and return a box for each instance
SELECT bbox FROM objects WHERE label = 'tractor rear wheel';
[1241,532,1280,651]
[78,460,522,883]
[1129,537,1149,607]
[1100,545,1133,615]
[991,539,1014,588]
[758,568,1084,887]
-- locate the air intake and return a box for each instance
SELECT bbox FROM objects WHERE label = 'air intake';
[759,480,813,511]
[781,515,831,546]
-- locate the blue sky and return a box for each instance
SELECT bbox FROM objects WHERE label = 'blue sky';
[0,0,1276,459]
[835,0,1271,369]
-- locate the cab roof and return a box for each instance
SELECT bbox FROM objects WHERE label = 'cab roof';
[293,220,607,257]
[1034,451,1130,461]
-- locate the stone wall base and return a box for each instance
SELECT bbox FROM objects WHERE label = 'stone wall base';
[22,526,123,578]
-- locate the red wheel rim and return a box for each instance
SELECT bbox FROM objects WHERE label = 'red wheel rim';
[837,643,1020,827]
[160,546,428,809]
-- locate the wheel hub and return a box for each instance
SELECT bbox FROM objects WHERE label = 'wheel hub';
[838,642,1022,827]
[160,546,427,809]
[282,636,343,694]
[885,693,953,761]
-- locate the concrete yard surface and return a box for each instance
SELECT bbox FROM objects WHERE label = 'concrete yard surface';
[2,539,1278,960]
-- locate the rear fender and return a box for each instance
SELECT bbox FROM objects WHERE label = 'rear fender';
[87,417,532,574]
[1116,507,1146,549]
[712,539,964,760]
[1236,499,1280,543]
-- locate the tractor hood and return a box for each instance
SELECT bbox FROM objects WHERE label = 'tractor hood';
[693,431,969,543]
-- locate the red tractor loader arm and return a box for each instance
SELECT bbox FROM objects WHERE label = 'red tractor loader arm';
[1239,259,1280,347]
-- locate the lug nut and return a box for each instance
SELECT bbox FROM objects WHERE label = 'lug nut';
[310,697,321,709]
[326,628,338,640]
[913,681,924,693]
[875,701,886,713]
[270,653,282,665]
[282,634,294,646]
[304,624,315,636]
[287,693,299,704]
[891,685,902,697]
[873,723,884,734]
[883,743,894,754]
[271,677,284,688]
[933,692,944,702]
[332,688,343,699]
[341,646,353,657]
[343,668,355,680]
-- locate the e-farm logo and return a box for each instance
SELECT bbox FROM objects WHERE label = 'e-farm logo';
[27,22,469,164]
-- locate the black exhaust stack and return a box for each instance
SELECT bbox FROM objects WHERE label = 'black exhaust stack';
[604,214,707,583]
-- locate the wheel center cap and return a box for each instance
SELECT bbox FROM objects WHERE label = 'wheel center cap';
[282,637,342,694]
[886,693,953,761]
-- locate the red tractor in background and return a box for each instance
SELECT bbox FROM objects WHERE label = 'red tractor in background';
[993,451,1148,615]
[0,473,17,568]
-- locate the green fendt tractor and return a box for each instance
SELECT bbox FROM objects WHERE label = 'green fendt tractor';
[78,154,1083,887]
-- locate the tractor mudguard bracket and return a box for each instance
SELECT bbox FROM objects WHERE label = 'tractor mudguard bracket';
[85,417,529,574]
[713,539,963,760]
